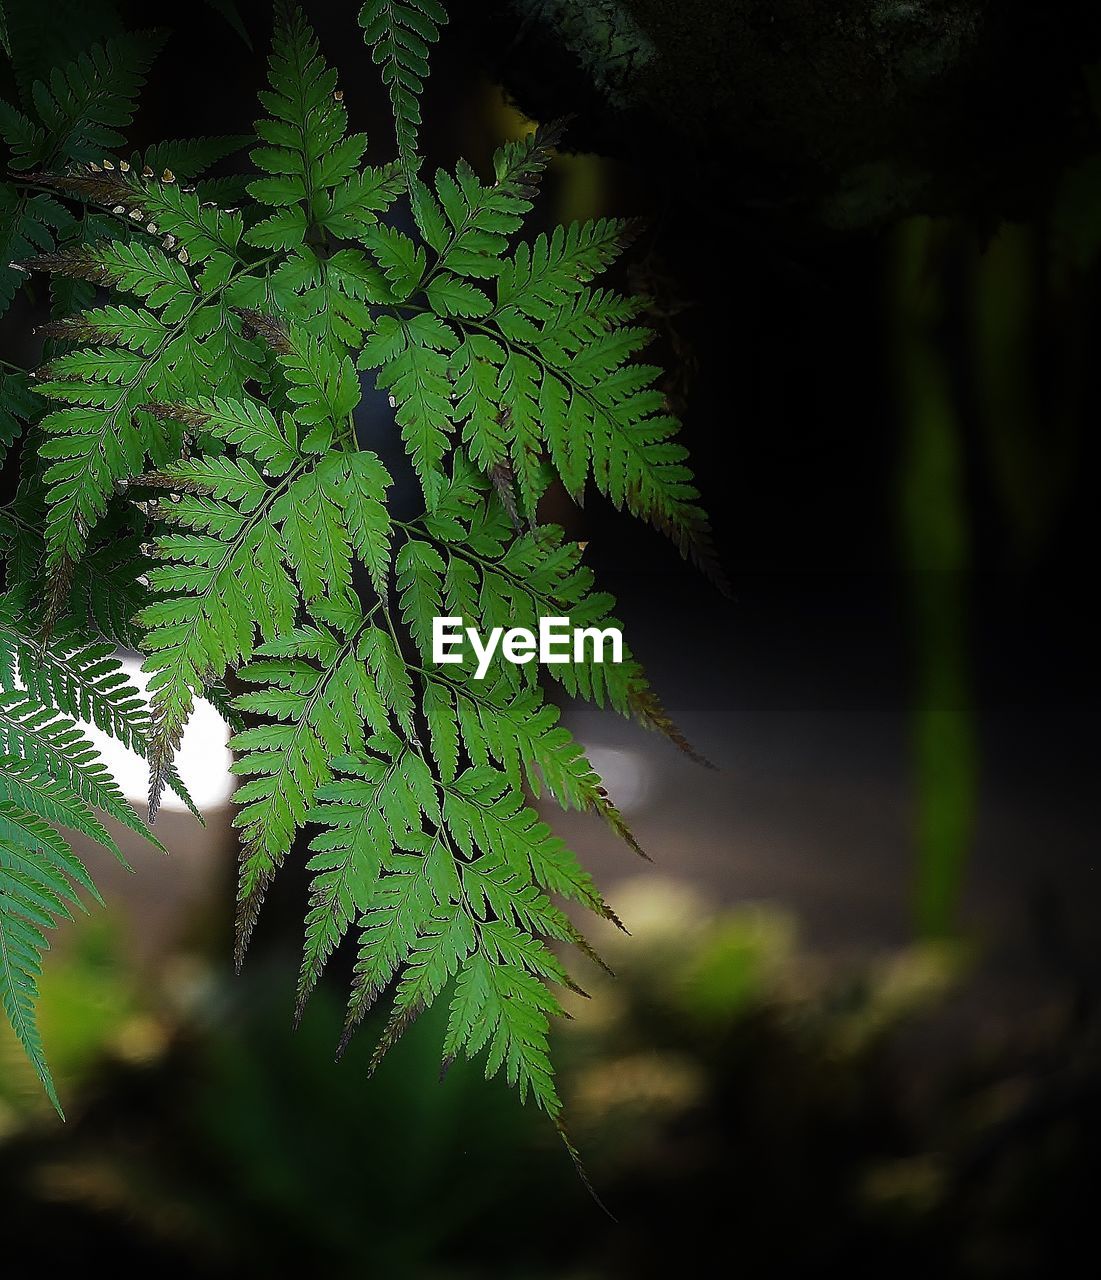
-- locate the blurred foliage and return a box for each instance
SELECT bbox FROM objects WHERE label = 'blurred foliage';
[971,225,1076,559]
[893,218,977,937]
[0,918,154,1128]
[506,1,655,109]
[889,185,1089,935]
[1,879,1098,1275]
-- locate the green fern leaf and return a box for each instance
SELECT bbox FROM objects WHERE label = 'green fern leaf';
[16,32,165,170]
[296,750,401,1017]
[0,600,198,817]
[247,2,387,251]
[137,389,392,814]
[231,610,394,962]
[138,134,252,179]
[0,677,162,1112]
[0,691,161,852]
[0,369,38,465]
[443,951,563,1114]
[357,0,447,218]
[426,122,561,281]
[337,836,443,1053]
[1,2,721,1141]
[495,218,638,324]
[367,314,456,503]
[0,31,164,315]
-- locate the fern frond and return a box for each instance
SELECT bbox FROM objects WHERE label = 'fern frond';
[0,449,151,648]
[335,835,441,1053]
[0,752,118,859]
[1,804,82,1115]
[0,369,38,466]
[426,669,645,855]
[0,31,164,317]
[357,0,447,218]
[0,601,198,817]
[306,742,617,1114]
[364,312,456,503]
[59,505,151,648]
[296,744,436,1020]
[138,134,252,179]
[26,242,193,573]
[138,390,392,816]
[420,121,563,281]
[443,764,619,923]
[0,690,161,851]
[12,32,165,171]
[0,1,722,1140]
[477,290,722,578]
[247,2,393,252]
[230,609,398,964]
[0,679,162,1111]
[442,950,563,1114]
[22,229,270,594]
[495,218,639,329]
[0,186,74,317]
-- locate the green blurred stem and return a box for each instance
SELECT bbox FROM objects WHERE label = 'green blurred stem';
[893,218,978,937]
[970,223,1076,561]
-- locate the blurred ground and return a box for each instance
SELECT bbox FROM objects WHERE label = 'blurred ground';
[560,575,1096,959]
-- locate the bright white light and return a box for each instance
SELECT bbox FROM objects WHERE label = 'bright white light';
[583,745,653,814]
[81,655,234,812]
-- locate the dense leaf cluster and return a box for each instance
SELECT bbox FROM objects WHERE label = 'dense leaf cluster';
[0,0,715,1143]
